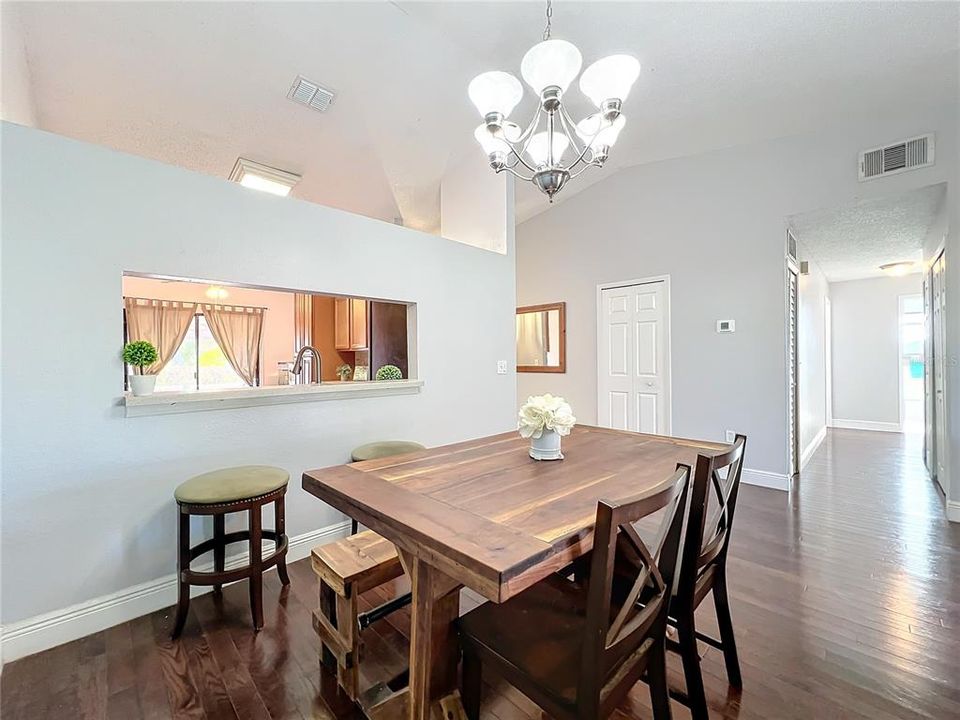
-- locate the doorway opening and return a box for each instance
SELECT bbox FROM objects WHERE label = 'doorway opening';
[785,183,945,486]
[898,293,924,435]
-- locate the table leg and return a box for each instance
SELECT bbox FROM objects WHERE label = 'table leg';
[399,550,462,720]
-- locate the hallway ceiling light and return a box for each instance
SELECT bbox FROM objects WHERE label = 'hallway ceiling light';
[879,261,917,276]
[468,0,640,202]
[229,158,301,197]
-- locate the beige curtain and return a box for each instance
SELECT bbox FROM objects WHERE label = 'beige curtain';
[202,304,264,386]
[124,298,198,374]
[516,312,548,366]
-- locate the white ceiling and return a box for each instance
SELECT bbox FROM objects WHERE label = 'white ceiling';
[7,2,959,232]
[788,183,947,282]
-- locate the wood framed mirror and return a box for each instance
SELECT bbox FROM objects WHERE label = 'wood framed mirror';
[516,302,566,373]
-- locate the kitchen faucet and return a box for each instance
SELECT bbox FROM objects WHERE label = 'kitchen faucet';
[292,346,322,384]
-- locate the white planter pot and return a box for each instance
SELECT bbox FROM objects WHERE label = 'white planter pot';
[529,428,563,461]
[129,374,158,397]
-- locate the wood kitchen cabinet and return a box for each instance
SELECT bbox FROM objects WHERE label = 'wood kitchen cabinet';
[334,297,368,350]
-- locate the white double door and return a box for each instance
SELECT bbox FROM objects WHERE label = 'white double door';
[598,280,670,434]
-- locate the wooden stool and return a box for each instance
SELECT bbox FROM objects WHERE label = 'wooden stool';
[172,465,290,638]
[347,441,425,534]
[311,530,408,699]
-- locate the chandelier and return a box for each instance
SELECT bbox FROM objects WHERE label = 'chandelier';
[469,0,640,201]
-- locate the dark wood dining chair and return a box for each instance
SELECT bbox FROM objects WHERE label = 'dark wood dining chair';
[664,434,747,718]
[457,465,691,720]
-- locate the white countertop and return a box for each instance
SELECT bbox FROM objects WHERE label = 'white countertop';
[122,379,424,417]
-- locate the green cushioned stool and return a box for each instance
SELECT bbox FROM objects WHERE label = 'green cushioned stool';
[348,441,426,533]
[172,465,290,638]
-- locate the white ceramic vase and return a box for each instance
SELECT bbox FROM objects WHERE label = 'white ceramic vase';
[129,374,157,396]
[529,428,563,461]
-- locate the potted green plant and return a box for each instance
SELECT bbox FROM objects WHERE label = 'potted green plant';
[123,340,159,396]
[375,364,403,381]
[336,364,352,382]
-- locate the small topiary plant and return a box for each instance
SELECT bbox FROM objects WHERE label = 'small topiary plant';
[375,364,403,381]
[123,340,159,375]
[336,364,352,381]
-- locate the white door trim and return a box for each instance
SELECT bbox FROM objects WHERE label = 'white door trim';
[596,275,673,435]
[824,295,833,427]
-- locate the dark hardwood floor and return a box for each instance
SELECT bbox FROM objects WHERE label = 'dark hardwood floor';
[3,428,958,719]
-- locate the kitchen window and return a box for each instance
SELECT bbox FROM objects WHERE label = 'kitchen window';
[124,313,252,392]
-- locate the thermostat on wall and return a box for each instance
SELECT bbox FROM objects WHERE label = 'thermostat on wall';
[716,319,735,333]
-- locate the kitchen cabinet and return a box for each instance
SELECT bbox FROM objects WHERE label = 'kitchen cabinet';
[335,297,368,351]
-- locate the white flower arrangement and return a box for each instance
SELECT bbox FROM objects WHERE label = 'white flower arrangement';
[518,394,577,439]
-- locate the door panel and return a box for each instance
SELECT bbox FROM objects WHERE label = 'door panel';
[608,391,629,430]
[599,281,669,434]
[608,322,629,376]
[637,393,658,433]
[636,321,658,375]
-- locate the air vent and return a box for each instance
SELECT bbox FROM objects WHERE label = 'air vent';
[859,134,934,181]
[287,75,335,112]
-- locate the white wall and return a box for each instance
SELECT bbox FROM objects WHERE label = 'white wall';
[0,123,516,639]
[796,252,830,464]
[516,101,957,484]
[830,274,922,429]
[440,153,513,254]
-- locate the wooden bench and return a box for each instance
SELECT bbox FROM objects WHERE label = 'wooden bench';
[311,530,409,699]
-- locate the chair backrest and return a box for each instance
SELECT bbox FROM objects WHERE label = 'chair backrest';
[675,434,746,603]
[577,464,691,717]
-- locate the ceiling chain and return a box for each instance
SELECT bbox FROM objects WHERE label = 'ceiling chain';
[542,0,553,41]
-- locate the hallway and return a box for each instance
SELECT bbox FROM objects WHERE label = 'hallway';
[1,429,958,719]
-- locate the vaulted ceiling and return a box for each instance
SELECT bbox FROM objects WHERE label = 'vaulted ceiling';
[5,2,958,233]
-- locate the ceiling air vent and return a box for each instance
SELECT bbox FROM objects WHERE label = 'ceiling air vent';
[287,75,335,112]
[859,133,934,181]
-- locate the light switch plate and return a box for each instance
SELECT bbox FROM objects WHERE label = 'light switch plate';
[497,360,508,374]
[725,430,736,443]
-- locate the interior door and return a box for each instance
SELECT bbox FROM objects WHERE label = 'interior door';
[787,265,800,476]
[598,281,670,434]
[932,252,947,491]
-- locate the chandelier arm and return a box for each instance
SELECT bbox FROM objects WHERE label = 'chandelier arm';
[557,105,587,157]
[501,105,544,175]
[568,160,604,180]
[498,165,536,182]
[516,104,543,144]
[556,108,598,171]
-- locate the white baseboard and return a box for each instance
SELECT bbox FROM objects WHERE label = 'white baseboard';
[800,426,827,470]
[741,468,790,491]
[830,419,902,433]
[947,501,960,523]
[0,520,351,665]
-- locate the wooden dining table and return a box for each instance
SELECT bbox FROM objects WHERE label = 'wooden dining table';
[302,425,727,720]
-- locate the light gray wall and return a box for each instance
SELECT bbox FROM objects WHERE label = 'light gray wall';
[796,252,829,458]
[0,123,517,625]
[830,274,922,427]
[517,102,956,479]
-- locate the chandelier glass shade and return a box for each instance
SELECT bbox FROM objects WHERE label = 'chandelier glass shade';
[469,3,640,201]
